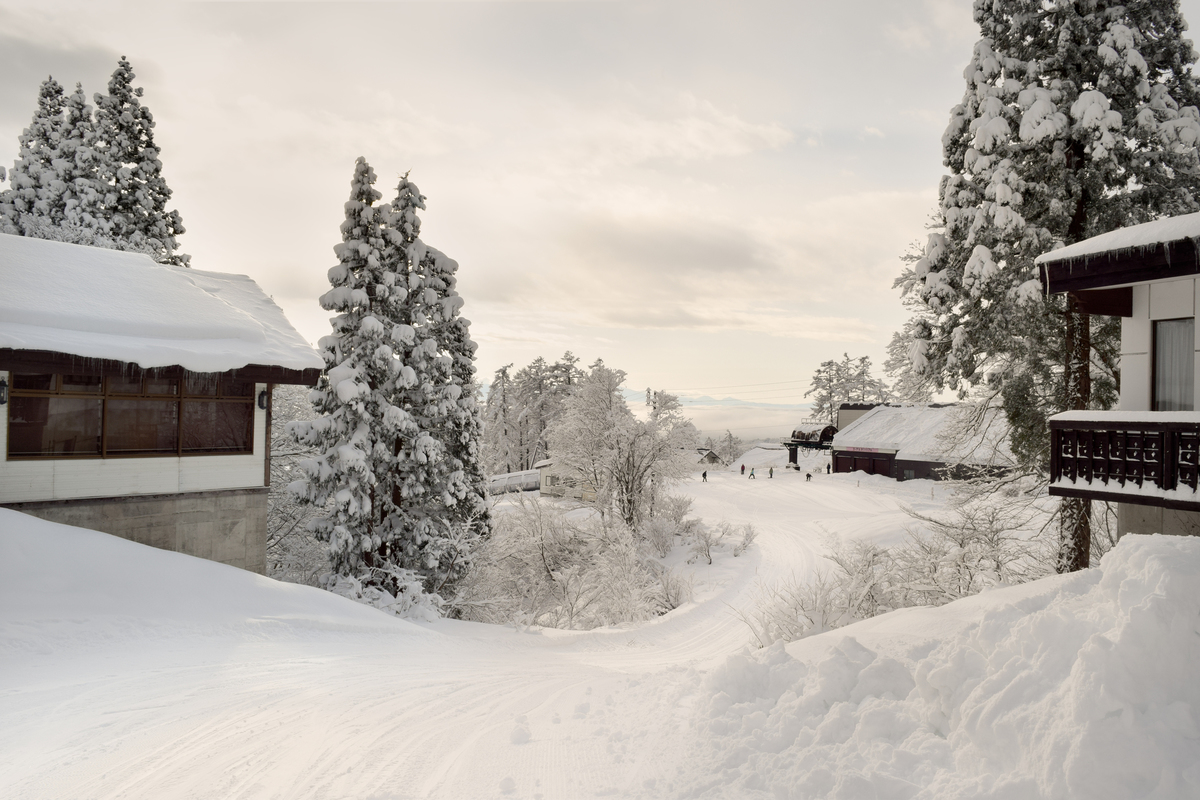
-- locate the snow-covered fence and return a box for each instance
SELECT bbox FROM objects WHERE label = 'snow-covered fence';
[487,469,541,495]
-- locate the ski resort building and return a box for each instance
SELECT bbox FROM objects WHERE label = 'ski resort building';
[1038,212,1200,536]
[830,404,1014,480]
[0,234,323,573]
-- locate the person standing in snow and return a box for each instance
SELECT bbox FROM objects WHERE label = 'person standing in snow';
[740,464,745,475]
[701,470,707,482]
[768,466,773,479]
[806,472,812,482]
[826,463,830,474]
[749,467,756,479]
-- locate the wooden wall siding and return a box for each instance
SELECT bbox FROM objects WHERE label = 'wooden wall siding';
[0,374,268,503]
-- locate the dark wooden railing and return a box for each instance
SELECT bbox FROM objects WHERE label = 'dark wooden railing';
[1049,417,1200,509]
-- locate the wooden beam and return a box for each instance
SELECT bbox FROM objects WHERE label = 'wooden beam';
[0,349,319,386]
[1069,287,1133,317]
[1039,237,1200,294]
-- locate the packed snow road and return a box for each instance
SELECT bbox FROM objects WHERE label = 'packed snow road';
[0,462,944,799]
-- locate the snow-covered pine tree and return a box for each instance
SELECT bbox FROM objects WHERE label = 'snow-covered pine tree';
[420,236,492,578]
[93,57,188,265]
[897,0,1200,572]
[0,77,66,234]
[374,174,465,591]
[51,84,107,238]
[482,364,519,475]
[287,157,426,600]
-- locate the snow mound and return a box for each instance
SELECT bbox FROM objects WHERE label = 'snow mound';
[0,508,427,652]
[683,534,1200,799]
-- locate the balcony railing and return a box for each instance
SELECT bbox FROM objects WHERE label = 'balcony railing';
[1049,413,1200,509]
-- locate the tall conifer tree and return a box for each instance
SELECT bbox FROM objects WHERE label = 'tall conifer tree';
[0,77,66,233]
[897,0,1200,571]
[288,158,423,595]
[93,57,187,264]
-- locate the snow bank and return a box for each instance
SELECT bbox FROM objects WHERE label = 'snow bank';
[0,234,323,373]
[682,534,1200,799]
[1035,210,1200,265]
[0,508,424,650]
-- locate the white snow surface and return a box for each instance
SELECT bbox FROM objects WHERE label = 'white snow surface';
[0,234,323,373]
[1034,210,1200,264]
[1052,410,1200,424]
[833,404,1015,466]
[3,469,1200,799]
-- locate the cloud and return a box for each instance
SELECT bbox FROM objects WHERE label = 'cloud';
[0,29,120,127]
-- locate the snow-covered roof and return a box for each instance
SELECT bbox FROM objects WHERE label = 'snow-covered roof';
[832,404,1014,466]
[1034,211,1200,264]
[0,234,323,374]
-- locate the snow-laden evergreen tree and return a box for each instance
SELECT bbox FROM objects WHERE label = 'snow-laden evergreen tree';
[483,364,520,475]
[896,0,1200,572]
[0,77,66,234]
[50,84,107,236]
[420,236,492,568]
[93,57,188,265]
[804,353,891,424]
[287,157,427,599]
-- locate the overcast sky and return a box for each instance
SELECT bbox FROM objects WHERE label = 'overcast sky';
[6,1,1200,438]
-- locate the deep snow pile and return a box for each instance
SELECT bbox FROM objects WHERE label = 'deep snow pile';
[4,479,1200,799]
[681,534,1200,799]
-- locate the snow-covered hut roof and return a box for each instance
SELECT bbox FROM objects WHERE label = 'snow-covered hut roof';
[0,234,323,377]
[1034,211,1200,265]
[832,404,1014,466]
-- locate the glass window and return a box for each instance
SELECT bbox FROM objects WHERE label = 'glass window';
[1155,318,1195,411]
[13,374,54,391]
[8,396,102,456]
[105,399,180,455]
[108,376,143,394]
[61,374,102,393]
[182,401,253,453]
[183,375,219,396]
[7,372,255,458]
[146,377,178,395]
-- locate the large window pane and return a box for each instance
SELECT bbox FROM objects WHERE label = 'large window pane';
[61,374,102,393]
[13,374,53,391]
[108,376,142,394]
[182,401,252,453]
[105,399,180,454]
[7,396,102,456]
[1155,318,1195,411]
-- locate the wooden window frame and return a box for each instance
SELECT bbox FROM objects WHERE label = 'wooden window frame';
[6,372,256,461]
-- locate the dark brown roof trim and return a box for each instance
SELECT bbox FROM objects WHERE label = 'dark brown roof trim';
[0,348,320,386]
[1038,237,1200,294]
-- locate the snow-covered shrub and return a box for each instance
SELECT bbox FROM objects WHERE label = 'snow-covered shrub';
[745,493,1052,646]
[732,524,758,557]
[452,498,691,629]
[689,521,729,565]
[325,565,442,622]
[640,494,697,558]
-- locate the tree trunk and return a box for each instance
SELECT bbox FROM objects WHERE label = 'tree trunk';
[1058,295,1092,573]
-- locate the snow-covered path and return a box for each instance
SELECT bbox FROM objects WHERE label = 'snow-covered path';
[0,467,943,800]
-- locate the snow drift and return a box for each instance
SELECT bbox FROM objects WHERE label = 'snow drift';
[684,533,1200,799]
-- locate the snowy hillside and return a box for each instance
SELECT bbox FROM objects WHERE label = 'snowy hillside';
[3,472,1199,799]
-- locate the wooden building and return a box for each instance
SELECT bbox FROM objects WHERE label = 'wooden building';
[1037,212,1200,536]
[0,235,322,572]
[830,404,1013,481]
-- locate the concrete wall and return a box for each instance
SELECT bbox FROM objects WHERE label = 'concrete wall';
[4,487,268,573]
[1119,279,1200,411]
[1117,501,1200,539]
[0,373,268,504]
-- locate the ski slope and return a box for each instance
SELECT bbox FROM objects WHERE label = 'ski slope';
[3,465,1198,799]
